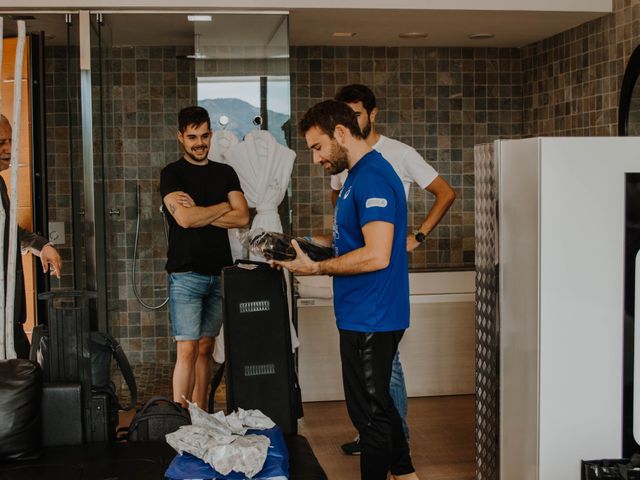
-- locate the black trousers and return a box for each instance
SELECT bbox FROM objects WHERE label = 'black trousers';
[339,329,414,480]
[14,322,30,359]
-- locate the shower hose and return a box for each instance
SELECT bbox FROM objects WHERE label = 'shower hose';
[132,185,169,310]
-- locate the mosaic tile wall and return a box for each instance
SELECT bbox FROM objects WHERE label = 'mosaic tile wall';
[44,46,81,291]
[522,0,640,136]
[289,46,523,270]
[45,45,197,364]
[103,45,197,364]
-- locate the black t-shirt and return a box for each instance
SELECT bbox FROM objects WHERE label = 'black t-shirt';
[159,158,243,275]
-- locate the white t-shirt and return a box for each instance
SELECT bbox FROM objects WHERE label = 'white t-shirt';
[330,135,438,200]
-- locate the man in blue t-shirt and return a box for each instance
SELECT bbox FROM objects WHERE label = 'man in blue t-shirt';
[271,100,418,480]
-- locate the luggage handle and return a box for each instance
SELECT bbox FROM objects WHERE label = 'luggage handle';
[233,259,268,267]
[137,396,186,417]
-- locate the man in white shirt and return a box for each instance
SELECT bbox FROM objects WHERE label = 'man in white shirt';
[332,84,456,455]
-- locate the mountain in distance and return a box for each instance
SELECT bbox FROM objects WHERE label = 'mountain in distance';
[199,97,290,146]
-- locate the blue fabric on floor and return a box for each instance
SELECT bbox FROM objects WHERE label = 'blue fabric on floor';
[165,426,289,480]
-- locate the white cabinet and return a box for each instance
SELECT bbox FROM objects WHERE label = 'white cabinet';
[497,138,640,480]
[296,271,475,402]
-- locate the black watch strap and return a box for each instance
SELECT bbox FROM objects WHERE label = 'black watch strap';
[414,231,426,243]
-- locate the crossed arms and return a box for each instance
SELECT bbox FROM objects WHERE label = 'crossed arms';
[163,190,250,229]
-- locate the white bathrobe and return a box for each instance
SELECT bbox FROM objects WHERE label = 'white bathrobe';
[215,130,298,361]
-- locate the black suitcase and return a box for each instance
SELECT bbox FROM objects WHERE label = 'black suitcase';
[41,383,83,446]
[38,291,95,442]
[222,260,302,434]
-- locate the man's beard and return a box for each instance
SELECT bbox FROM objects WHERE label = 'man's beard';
[185,145,209,162]
[361,117,372,139]
[326,141,349,175]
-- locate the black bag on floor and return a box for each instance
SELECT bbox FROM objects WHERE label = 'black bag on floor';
[31,324,137,443]
[90,331,137,410]
[126,396,190,442]
[0,359,42,460]
[31,326,137,409]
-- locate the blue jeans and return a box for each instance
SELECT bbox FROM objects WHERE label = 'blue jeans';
[168,272,222,341]
[390,350,410,440]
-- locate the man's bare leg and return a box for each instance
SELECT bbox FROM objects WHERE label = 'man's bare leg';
[173,340,198,406]
[192,336,214,409]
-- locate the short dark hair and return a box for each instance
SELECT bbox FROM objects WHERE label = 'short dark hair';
[334,84,376,115]
[298,100,363,139]
[178,106,210,133]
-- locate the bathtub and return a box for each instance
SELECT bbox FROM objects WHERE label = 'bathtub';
[295,270,475,402]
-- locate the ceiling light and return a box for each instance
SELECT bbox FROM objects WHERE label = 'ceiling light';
[332,32,356,37]
[186,34,209,59]
[187,15,212,22]
[468,33,494,40]
[398,32,428,39]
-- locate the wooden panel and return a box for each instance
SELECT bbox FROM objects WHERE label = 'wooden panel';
[2,36,35,334]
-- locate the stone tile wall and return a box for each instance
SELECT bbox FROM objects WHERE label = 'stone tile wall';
[522,0,640,136]
[289,46,523,269]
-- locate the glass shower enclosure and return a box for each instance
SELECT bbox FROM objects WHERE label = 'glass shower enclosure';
[88,12,291,364]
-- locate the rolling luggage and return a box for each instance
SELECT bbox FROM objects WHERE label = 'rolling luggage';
[41,383,83,446]
[37,291,94,442]
[221,260,302,435]
[35,291,137,443]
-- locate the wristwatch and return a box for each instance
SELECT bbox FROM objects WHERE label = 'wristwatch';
[414,231,426,243]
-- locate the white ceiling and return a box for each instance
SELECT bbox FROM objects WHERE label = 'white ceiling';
[0,7,610,49]
[289,9,608,48]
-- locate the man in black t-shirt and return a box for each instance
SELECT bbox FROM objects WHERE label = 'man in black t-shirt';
[160,106,249,409]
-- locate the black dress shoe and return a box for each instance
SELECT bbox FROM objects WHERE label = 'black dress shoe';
[340,438,361,455]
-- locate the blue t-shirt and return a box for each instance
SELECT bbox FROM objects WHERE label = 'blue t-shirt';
[332,149,410,332]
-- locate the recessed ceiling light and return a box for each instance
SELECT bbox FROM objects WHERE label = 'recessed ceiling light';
[187,15,212,22]
[468,33,495,40]
[398,32,428,39]
[332,32,356,37]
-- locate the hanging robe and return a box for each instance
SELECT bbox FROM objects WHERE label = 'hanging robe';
[220,130,298,354]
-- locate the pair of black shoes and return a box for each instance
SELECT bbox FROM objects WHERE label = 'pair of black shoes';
[340,437,361,455]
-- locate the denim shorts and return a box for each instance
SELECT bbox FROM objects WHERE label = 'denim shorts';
[168,272,223,341]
